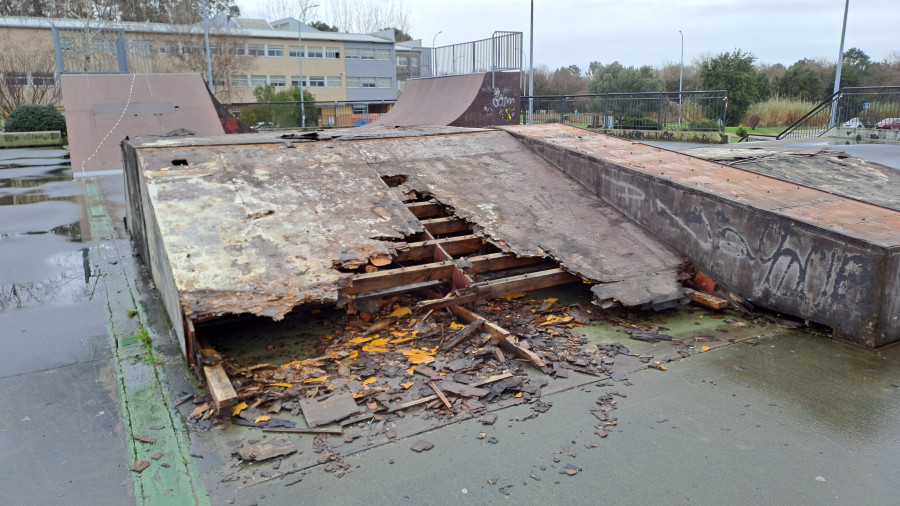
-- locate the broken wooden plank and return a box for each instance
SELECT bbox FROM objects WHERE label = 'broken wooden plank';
[262,427,343,435]
[448,305,547,369]
[690,290,729,310]
[438,380,489,397]
[237,435,297,462]
[464,253,547,274]
[386,372,514,413]
[420,217,470,235]
[203,364,238,413]
[428,381,453,409]
[441,318,485,351]
[419,268,579,311]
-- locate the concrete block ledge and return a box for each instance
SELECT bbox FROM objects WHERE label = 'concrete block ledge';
[0,130,63,148]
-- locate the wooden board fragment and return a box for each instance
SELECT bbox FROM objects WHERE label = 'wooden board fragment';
[441,318,485,351]
[418,268,579,310]
[237,435,297,462]
[691,290,729,310]
[298,391,361,427]
[448,305,547,369]
[438,380,489,397]
[387,373,514,413]
[203,364,238,413]
[428,381,453,409]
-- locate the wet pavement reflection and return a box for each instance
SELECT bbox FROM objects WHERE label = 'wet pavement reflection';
[0,148,96,309]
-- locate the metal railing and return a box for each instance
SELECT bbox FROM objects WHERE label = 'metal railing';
[432,32,523,77]
[521,90,728,131]
[227,100,396,129]
[775,86,900,141]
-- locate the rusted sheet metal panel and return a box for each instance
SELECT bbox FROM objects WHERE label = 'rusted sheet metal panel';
[502,123,900,347]
[374,72,520,128]
[124,127,685,343]
[61,73,225,173]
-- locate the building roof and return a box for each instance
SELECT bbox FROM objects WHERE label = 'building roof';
[0,16,393,44]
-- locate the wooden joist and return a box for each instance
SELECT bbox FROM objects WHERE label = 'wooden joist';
[203,364,239,413]
[405,201,445,219]
[418,268,579,310]
[420,217,470,235]
[392,235,484,263]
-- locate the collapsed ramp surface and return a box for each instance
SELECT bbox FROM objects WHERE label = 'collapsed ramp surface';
[123,126,684,354]
[61,73,225,173]
[502,123,900,347]
[374,72,520,127]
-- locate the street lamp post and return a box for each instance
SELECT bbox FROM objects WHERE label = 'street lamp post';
[830,0,850,129]
[298,4,319,129]
[528,0,534,124]
[678,30,683,128]
[432,31,442,77]
[201,0,213,93]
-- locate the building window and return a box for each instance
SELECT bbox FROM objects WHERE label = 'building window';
[376,49,390,60]
[410,56,419,67]
[229,45,247,56]
[267,45,283,57]
[346,77,360,88]
[308,76,325,87]
[230,75,250,87]
[306,46,323,58]
[376,77,391,88]
[325,47,340,58]
[247,44,266,56]
[290,76,301,87]
[360,49,375,60]
[208,44,220,55]
[326,76,342,88]
[289,46,301,58]
[361,77,376,88]
[250,75,268,87]
[345,48,359,59]
[60,37,76,52]
[3,74,29,87]
[397,56,408,66]
[31,73,57,86]
[127,41,153,54]
[352,104,368,114]
[398,80,405,90]
[182,44,202,55]
[269,75,286,87]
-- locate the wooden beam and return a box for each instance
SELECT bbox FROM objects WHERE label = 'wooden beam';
[203,364,239,414]
[418,268,579,311]
[392,235,484,262]
[690,290,729,310]
[441,318,485,351]
[420,217,470,235]
[464,252,547,274]
[405,201,444,219]
[341,261,457,295]
[448,305,547,369]
[428,381,453,409]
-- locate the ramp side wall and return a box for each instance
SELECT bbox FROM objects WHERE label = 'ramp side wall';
[511,132,898,348]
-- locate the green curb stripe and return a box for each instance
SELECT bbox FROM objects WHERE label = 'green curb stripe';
[83,180,209,506]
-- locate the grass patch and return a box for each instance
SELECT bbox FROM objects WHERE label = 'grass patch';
[135,323,157,365]
[743,98,818,128]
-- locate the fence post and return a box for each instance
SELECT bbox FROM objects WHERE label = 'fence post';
[116,30,129,73]
[657,92,664,131]
[559,96,565,123]
[51,25,65,75]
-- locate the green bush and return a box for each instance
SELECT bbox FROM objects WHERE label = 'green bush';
[617,117,659,130]
[4,105,66,135]
[736,124,748,138]
[688,119,719,131]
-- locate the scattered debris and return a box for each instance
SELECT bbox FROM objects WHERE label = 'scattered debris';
[130,460,150,473]
[237,436,297,462]
[410,440,434,452]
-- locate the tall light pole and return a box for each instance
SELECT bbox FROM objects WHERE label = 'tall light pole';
[830,0,849,128]
[678,30,683,128]
[432,31,442,77]
[528,0,534,124]
[201,0,213,93]
[298,3,319,129]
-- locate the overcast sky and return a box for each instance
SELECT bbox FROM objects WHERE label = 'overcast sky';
[237,0,900,71]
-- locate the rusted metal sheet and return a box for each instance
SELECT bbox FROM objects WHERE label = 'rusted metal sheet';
[374,72,520,127]
[61,73,225,173]
[124,126,685,354]
[502,123,900,347]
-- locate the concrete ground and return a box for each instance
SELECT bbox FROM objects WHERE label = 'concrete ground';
[1,140,899,505]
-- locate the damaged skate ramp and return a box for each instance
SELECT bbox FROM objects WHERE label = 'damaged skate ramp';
[122,127,685,355]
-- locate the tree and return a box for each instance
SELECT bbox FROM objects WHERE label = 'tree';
[775,60,826,101]
[1,0,241,23]
[0,33,62,119]
[587,61,665,94]
[324,0,410,35]
[699,49,766,125]
[243,84,318,127]
[656,60,699,92]
[309,21,338,32]
[530,64,553,95]
[828,47,871,90]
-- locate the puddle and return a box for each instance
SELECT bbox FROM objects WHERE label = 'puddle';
[0,246,98,310]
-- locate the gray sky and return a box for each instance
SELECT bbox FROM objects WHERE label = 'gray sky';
[237,0,900,71]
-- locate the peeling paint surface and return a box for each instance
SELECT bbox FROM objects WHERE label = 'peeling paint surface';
[127,127,684,322]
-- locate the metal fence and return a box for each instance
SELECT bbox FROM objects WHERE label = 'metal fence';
[432,32,523,77]
[521,91,728,131]
[763,86,900,141]
[227,100,396,129]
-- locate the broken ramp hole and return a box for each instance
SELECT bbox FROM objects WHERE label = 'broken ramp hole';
[171,159,189,166]
[381,175,409,188]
